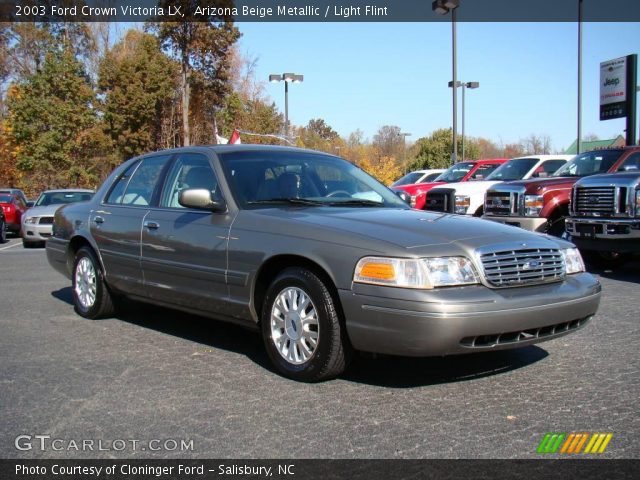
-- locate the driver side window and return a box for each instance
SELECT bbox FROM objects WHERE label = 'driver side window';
[160,154,221,209]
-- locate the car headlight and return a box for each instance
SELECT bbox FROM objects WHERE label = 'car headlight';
[354,256,479,289]
[454,195,470,215]
[562,248,585,274]
[24,217,36,224]
[524,194,544,216]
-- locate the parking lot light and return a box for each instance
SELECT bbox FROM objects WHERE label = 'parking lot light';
[269,73,304,140]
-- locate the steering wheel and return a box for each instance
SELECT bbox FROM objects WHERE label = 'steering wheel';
[326,190,352,198]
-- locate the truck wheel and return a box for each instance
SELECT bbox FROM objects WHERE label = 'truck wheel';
[72,247,116,319]
[583,251,632,270]
[261,267,352,382]
[547,217,566,237]
[0,220,5,243]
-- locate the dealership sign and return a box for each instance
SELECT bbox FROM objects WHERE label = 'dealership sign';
[600,57,627,120]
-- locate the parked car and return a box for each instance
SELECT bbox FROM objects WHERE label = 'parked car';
[22,189,94,247]
[0,188,29,206]
[394,159,507,210]
[0,192,28,237]
[47,146,600,381]
[566,170,640,267]
[425,155,571,216]
[0,208,6,243]
[390,169,445,208]
[483,147,640,236]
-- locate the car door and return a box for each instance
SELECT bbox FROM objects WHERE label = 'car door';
[90,154,171,296]
[140,151,234,315]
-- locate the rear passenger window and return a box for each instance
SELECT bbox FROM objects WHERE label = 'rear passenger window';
[119,155,171,206]
[105,161,140,204]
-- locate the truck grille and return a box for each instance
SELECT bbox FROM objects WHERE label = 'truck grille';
[573,186,616,216]
[485,192,515,216]
[424,189,454,213]
[479,248,565,287]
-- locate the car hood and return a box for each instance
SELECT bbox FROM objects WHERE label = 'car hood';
[432,180,501,194]
[247,207,568,253]
[493,176,579,192]
[23,205,63,218]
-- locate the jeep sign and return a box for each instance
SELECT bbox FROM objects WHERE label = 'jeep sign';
[600,56,627,120]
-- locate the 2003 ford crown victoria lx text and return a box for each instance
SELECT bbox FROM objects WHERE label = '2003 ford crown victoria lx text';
[47,146,601,381]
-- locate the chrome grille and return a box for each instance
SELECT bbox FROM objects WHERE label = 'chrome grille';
[485,192,514,216]
[480,248,565,287]
[573,186,615,216]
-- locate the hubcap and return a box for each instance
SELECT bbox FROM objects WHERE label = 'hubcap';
[74,257,97,310]
[270,287,319,365]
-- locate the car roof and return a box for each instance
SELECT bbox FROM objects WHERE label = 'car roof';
[40,189,94,194]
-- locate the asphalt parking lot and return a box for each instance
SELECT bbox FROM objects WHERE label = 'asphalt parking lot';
[0,236,638,459]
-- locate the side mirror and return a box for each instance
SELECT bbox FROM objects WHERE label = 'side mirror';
[395,190,411,204]
[178,188,226,212]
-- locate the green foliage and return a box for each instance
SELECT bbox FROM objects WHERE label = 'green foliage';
[99,30,178,159]
[5,48,101,192]
[298,118,340,151]
[410,128,481,170]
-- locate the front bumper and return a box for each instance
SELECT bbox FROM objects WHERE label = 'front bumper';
[566,217,640,252]
[482,214,547,233]
[339,272,601,357]
[22,223,53,242]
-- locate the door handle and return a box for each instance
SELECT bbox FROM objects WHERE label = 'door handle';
[143,221,160,230]
[93,216,104,224]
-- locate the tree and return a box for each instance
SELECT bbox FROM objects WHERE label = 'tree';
[146,2,240,146]
[298,118,340,151]
[372,125,403,160]
[4,48,100,193]
[521,134,552,154]
[410,128,479,170]
[99,29,179,160]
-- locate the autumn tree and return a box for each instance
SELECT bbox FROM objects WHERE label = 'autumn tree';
[298,118,339,151]
[4,48,100,194]
[372,125,403,160]
[99,29,178,160]
[146,2,240,145]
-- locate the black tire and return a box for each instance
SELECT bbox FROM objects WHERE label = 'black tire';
[261,267,352,382]
[546,216,566,237]
[0,221,6,243]
[71,246,116,319]
[583,250,632,270]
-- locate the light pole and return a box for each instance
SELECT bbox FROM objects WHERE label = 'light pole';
[269,73,304,140]
[433,0,460,164]
[400,132,412,174]
[577,0,583,154]
[449,81,479,161]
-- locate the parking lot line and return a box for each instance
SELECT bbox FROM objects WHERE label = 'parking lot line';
[0,242,22,251]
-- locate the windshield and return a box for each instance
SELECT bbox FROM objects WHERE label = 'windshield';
[392,172,423,186]
[35,191,93,207]
[486,158,538,181]
[435,162,475,183]
[552,151,622,178]
[218,150,409,209]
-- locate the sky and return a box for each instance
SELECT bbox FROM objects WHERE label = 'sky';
[234,21,640,152]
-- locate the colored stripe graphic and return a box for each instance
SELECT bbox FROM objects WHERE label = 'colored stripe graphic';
[539,433,613,454]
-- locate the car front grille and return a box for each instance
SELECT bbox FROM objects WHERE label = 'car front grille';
[459,316,591,348]
[424,189,454,213]
[485,191,515,216]
[479,248,565,287]
[38,216,54,225]
[573,186,619,217]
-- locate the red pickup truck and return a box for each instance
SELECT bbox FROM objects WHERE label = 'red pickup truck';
[392,158,506,209]
[483,147,640,236]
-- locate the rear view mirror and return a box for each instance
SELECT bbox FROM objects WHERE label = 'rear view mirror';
[178,189,226,212]
[395,190,411,204]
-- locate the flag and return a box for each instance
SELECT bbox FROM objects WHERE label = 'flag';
[228,129,241,144]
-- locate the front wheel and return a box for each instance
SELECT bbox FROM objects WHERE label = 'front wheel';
[261,267,351,382]
[72,246,116,319]
[0,221,6,243]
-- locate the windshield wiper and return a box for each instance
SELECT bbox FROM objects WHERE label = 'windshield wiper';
[246,198,325,206]
[325,199,384,207]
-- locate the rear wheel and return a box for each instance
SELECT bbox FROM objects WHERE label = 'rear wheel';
[72,246,116,319]
[261,267,351,382]
[0,220,5,243]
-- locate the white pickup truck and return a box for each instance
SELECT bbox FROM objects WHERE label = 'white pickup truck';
[424,155,573,216]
